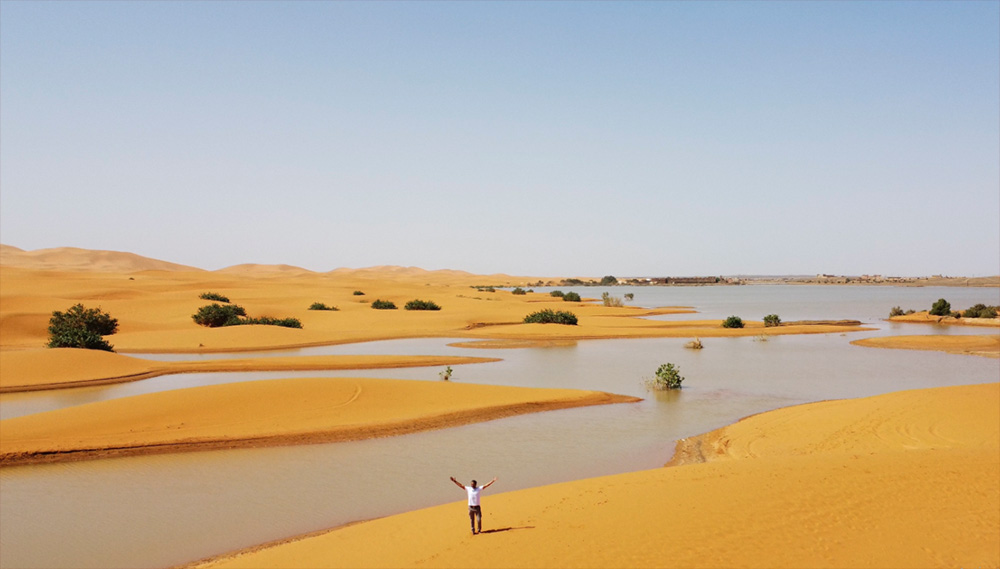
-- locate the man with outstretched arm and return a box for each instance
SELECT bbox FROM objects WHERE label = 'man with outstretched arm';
[449,476,497,535]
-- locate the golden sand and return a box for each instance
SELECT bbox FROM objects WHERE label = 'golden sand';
[192,383,1000,569]
[852,334,1000,358]
[0,377,637,466]
[890,310,1000,327]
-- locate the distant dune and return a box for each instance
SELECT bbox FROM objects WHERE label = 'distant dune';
[216,263,315,276]
[0,245,203,273]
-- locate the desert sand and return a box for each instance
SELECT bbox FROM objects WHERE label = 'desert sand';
[852,334,1000,358]
[2,247,997,569]
[191,383,999,569]
[890,310,1000,327]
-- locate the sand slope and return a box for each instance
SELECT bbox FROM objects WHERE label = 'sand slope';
[192,383,999,569]
[0,377,638,466]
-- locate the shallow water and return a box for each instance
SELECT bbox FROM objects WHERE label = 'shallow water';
[1,286,997,569]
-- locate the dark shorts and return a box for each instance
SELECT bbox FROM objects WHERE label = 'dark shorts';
[468,505,482,516]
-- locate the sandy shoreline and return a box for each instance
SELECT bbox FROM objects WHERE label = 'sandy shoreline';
[851,334,1000,358]
[188,382,1000,569]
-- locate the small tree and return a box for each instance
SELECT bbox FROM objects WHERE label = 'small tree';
[929,298,951,316]
[47,304,118,351]
[722,316,745,329]
[646,363,684,390]
[563,292,581,302]
[600,275,618,286]
[889,306,905,317]
[763,314,781,327]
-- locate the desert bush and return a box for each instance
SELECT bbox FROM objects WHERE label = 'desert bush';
[722,315,745,329]
[963,304,998,319]
[199,292,230,303]
[370,299,397,310]
[512,287,527,295]
[905,309,916,315]
[309,302,338,311]
[523,309,578,325]
[47,304,119,351]
[550,290,565,298]
[763,314,781,327]
[404,299,441,311]
[439,366,453,381]
[563,292,581,302]
[600,275,618,286]
[929,298,951,316]
[236,316,302,328]
[601,292,624,307]
[353,290,365,296]
[889,306,905,317]
[192,303,247,327]
[646,363,684,390]
[624,293,634,301]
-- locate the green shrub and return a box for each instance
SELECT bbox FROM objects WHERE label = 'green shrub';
[963,304,998,319]
[439,366,453,381]
[47,304,118,351]
[889,306,905,317]
[404,299,441,311]
[523,309,578,325]
[563,292,581,302]
[929,298,951,316]
[309,302,338,311]
[512,287,527,295]
[192,303,247,327]
[371,299,397,310]
[601,292,624,307]
[763,314,781,327]
[199,292,230,303]
[236,316,303,328]
[722,316,745,329]
[624,293,634,301]
[353,290,365,296]
[600,275,618,286]
[647,363,684,390]
[550,290,565,298]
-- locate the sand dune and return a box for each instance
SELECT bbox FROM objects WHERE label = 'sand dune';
[192,383,999,569]
[216,263,316,275]
[0,245,202,272]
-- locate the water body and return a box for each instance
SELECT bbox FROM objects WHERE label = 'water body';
[1,286,997,569]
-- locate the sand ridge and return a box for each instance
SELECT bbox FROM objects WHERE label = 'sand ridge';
[190,383,1000,569]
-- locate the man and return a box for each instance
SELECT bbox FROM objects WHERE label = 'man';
[449,476,497,534]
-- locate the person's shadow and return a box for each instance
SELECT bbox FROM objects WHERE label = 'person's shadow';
[480,526,534,534]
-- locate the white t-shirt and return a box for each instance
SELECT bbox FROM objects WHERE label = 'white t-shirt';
[466,486,482,506]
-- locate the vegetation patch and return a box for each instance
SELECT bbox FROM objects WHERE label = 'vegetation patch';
[47,304,118,352]
[193,304,301,328]
[353,290,365,296]
[562,292,582,302]
[523,309,578,325]
[963,304,998,319]
[550,290,565,298]
[929,298,951,317]
[370,299,398,310]
[511,287,527,295]
[601,292,624,307]
[404,299,441,311]
[309,302,339,311]
[722,315,745,329]
[645,363,684,390]
[763,314,781,327]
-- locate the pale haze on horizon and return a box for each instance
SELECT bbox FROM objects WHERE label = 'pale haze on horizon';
[1,1,998,277]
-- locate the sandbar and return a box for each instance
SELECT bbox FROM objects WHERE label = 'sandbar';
[0,348,500,392]
[190,383,999,569]
[0,377,639,466]
[851,334,1000,358]
[890,310,1000,327]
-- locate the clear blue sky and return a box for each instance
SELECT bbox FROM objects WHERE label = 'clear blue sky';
[2,1,998,276]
